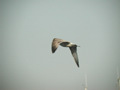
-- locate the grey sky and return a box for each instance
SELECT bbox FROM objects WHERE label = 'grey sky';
[1,0,120,90]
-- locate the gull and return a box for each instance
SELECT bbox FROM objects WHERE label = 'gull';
[51,38,80,67]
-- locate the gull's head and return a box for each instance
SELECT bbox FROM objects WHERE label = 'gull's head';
[70,42,80,47]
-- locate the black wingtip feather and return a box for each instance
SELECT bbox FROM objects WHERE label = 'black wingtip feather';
[77,63,79,67]
[52,47,57,53]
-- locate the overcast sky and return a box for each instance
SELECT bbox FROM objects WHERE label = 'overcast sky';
[1,0,120,90]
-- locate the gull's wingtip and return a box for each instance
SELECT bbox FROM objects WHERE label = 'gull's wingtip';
[52,51,55,53]
[77,63,79,67]
[51,47,57,53]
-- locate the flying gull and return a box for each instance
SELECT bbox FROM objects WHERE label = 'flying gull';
[51,38,80,67]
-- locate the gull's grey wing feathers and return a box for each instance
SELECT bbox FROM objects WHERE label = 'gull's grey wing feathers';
[51,38,64,53]
[69,46,79,67]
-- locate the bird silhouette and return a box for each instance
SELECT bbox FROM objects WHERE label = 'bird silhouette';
[51,38,80,67]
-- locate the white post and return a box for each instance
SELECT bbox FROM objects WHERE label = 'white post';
[118,78,120,90]
[85,87,87,90]
[117,67,120,90]
[85,74,88,90]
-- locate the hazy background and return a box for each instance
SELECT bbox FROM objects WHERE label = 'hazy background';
[1,0,120,90]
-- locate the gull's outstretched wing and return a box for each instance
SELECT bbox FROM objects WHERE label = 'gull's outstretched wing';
[51,38,63,53]
[69,46,79,67]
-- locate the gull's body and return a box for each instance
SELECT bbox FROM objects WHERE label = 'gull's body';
[51,38,80,67]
